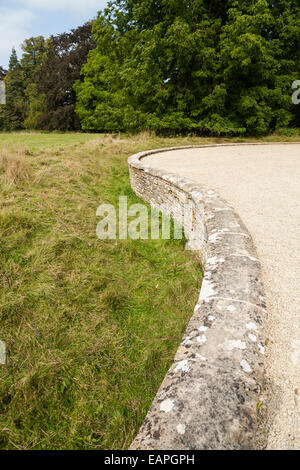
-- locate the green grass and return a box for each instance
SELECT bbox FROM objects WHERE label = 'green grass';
[0,132,204,450]
[0,130,299,450]
[0,131,107,152]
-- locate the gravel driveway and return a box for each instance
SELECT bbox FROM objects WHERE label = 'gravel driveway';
[145,143,300,450]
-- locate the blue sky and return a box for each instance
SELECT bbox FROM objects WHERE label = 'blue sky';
[0,0,108,69]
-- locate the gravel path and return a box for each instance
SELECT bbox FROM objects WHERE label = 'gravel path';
[145,143,300,450]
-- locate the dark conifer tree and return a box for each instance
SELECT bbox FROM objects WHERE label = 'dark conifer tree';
[3,48,26,130]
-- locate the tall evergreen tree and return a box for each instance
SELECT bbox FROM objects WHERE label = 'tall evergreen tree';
[3,48,26,130]
[21,36,47,84]
[21,37,48,129]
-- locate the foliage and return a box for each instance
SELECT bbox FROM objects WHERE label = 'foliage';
[0,25,95,132]
[21,37,48,130]
[34,23,95,131]
[0,1,299,135]
[1,49,26,131]
[0,42,46,131]
[21,36,47,85]
[75,0,300,135]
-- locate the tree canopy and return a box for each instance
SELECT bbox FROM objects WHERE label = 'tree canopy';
[35,23,95,131]
[0,23,95,131]
[0,1,299,135]
[75,0,300,135]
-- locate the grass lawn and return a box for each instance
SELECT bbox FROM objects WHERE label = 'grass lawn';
[0,131,299,450]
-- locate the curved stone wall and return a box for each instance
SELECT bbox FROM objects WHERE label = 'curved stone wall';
[128,146,266,450]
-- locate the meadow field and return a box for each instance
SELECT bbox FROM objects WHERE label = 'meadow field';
[0,131,299,450]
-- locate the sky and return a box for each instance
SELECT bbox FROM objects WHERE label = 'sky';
[0,0,109,69]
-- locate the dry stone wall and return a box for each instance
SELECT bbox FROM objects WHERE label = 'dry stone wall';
[128,147,266,450]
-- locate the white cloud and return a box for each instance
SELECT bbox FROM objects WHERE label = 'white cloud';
[0,8,35,67]
[14,0,107,15]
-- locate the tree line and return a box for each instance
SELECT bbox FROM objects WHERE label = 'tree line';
[1,0,299,135]
[0,24,95,131]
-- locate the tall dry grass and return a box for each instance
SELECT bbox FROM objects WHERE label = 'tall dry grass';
[0,147,31,187]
